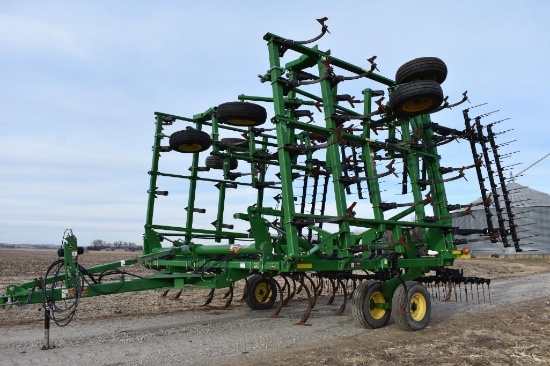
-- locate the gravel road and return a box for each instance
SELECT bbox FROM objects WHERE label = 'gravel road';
[1,272,549,366]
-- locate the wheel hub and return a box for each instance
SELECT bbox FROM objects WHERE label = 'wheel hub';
[410,293,427,321]
[368,291,386,320]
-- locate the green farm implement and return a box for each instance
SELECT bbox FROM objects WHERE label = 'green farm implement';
[4,19,517,347]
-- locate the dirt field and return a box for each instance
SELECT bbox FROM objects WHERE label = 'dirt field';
[0,249,549,365]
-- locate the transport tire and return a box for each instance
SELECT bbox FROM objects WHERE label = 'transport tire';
[395,57,447,84]
[245,275,278,310]
[216,102,267,126]
[389,80,444,118]
[219,138,249,150]
[352,280,391,329]
[169,129,212,153]
[205,155,238,170]
[391,281,431,331]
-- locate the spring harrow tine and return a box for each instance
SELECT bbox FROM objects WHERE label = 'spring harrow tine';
[303,273,318,309]
[444,281,452,302]
[453,283,458,302]
[269,279,285,318]
[171,289,183,300]
[335,278,348,315]
[160,289,169,297]
[348,279,357,299]
[240,277,249,301]
[288,275,297,302]
[203,288,215,306]
[294,275,313,326]
[295,279,304,296]
[281,275,292,306]
[222,283,234,309]
[318,277,325,297]
[327,278,337,305]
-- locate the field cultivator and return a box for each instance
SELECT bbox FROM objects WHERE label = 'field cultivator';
[2,19,513,348]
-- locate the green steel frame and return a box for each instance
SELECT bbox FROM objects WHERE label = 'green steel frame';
[1,25,480,327]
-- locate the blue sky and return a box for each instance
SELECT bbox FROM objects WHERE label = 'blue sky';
[1,1,549,246]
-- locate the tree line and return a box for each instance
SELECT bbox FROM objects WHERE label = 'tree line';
[88,239,142,252]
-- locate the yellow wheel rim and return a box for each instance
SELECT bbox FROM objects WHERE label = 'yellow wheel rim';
[254,283,271,303]
[368,291,386,320]
[227,118,256,126]
[402,98,433,113]
[410,292,427,321]
[178,143,203,152]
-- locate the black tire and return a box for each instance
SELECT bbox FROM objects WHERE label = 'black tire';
[391,281,431,331]
[219,138,249,150]
[395,57,447,84]
[205,155,238,170]
[169,129,212,153]
[216,102,267,127]
[389,80,444,118]
[245,275,278,310]
[352,280,391,329]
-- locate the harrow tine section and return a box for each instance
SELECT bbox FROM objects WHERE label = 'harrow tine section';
[419,269,491,306]
[160,289,169,297]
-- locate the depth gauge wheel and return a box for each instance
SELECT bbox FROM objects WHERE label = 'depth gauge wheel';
[351,280,391,329]
[169,129,212,153]
[389,80,444,118]
[205,155,238,170]
[391,281,431,331]
[245,275,278,310]
[216,102,267,127]
[395,57,448,84]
